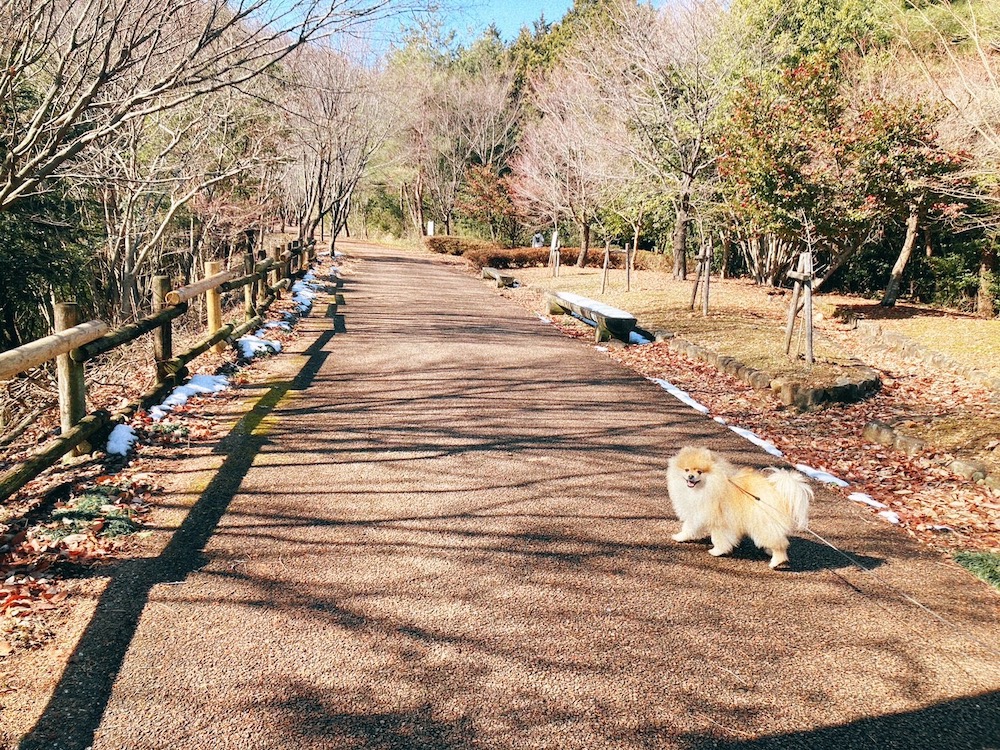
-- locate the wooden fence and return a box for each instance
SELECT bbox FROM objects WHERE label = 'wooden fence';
[0,238,317,503]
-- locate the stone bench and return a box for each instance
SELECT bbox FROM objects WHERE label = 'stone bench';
[482,267,516,288]
[545,291,637,343]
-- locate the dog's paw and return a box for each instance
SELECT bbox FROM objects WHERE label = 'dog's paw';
[708,546,731,557]
[672,531,696,542]
[769,555,789,569]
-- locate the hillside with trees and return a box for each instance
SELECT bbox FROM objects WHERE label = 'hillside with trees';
[1,0,998,349]
[358,0,999,318]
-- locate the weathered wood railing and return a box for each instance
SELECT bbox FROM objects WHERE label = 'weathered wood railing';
[0,238,317,503]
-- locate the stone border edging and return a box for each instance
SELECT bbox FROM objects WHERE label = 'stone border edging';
[863,419,1000,491]
[653,329,880,411]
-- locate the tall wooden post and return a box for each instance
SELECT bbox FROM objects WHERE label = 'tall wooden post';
[270,247,282,296]
[784,251,814,364]
[702,245,711,317]
[601,243,610,294]
[784,253,806,356]
[626,243,632,293]
[689,251,705,311]
[550,231,559,278]
[152,276,172,382]
[205,260,225,353]
[804,249,814,365]
[54,302,88,456]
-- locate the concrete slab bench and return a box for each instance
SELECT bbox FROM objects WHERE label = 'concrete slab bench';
[482,267,516,288]
[545,291,637,343]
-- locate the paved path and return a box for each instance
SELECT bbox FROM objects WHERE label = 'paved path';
[22,242,1000,749]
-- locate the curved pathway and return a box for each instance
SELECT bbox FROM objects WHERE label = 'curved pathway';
[20,241,1000,749]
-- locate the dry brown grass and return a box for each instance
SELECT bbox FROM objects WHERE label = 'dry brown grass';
[808,292,1000,375]
[506,261,1000,487]
[514,266,859,383]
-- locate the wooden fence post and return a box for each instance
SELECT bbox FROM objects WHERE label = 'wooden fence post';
[54,302,88,456]
[205,260,225,353]
[152,276,172,382]
[242,251,255,319]
[270,247,282,295]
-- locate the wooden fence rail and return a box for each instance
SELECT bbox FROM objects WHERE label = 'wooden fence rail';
[0,237,317,503]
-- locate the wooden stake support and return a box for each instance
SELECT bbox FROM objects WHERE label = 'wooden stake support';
[783,250,815,364]
[689,247,712,315]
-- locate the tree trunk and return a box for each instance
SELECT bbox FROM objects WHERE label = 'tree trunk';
[881,198,923,307]
[720,231,731,280]
[576,221,591,267]
[672,195,690,280]
[977,240,997,318]
[414,177,426,236]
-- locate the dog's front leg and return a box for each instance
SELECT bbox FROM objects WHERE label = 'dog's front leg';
[671,523,704,542]
[708,530,739,557]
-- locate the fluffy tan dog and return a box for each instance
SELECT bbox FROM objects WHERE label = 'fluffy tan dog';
[666,446,813,568]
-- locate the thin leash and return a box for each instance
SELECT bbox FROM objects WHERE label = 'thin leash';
[725,474,1000,663]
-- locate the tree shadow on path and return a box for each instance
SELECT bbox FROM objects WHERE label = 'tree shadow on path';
[18,329,335,750]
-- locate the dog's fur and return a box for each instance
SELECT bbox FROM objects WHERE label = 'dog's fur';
[666,446,813,568]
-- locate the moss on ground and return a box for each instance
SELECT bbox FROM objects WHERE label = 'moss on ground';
[954,551,1000,592]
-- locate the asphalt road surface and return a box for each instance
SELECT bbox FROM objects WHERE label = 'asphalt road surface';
[20,241,1000,749]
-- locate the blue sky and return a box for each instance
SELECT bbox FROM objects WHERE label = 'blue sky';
[460,0,575,42]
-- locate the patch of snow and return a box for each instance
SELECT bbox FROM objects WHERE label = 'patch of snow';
[106,424,137,456]
[796,464,850,487]
[878,510,901,525]
[149,374,229,421]
[650,378,710,414]
[291,280,316,313]
[537,315,552,324]
[594,346,609,352]
[713,416,728,425]
[187,374,230,394]
[728,425,783,457]
[848,492,888,509]
[930,524,954,532]
[237,335,281,360]
[260,321,292,332]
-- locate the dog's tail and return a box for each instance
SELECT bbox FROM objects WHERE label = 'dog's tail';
[767,470,813,530]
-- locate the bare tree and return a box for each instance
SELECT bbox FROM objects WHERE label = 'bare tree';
[578,0,734,279]
[424,65,521,235]
[0,0,415,211]
[384,47,521,237]
[281,44,389,245]
[510,65,614,266]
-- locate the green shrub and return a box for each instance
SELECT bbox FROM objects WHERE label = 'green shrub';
[926,254,979,311]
